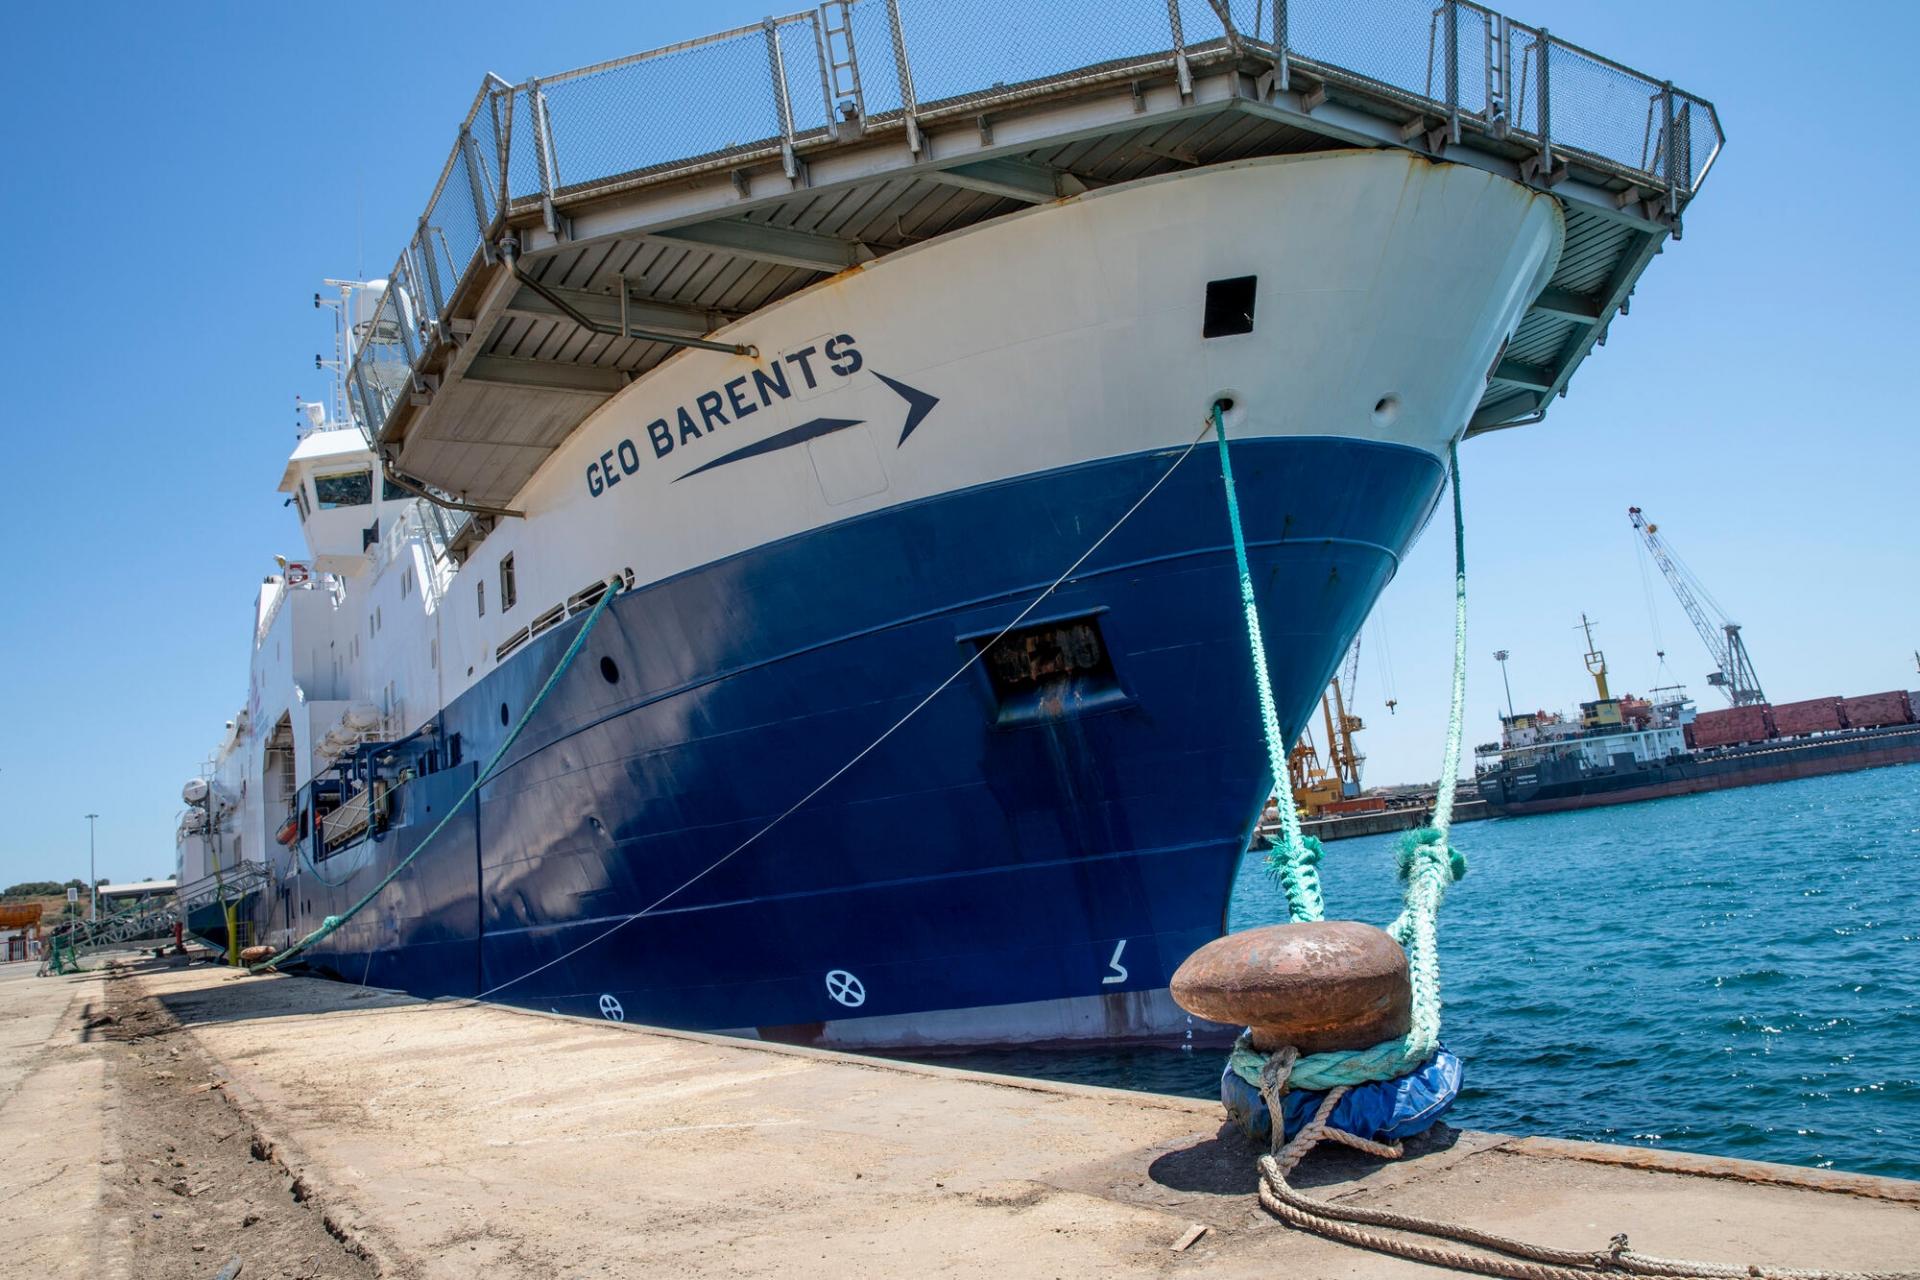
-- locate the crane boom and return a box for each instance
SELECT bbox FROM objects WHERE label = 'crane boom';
[1627,507,1765,706]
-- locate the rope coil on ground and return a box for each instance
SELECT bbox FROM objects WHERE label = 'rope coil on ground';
[1255,1049,1919,1280]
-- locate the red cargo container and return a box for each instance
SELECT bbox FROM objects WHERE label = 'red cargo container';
[1690,704,1776,748]
[1839,690,1915,730]
[1771,697,1844,737]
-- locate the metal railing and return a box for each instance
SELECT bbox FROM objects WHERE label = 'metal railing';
[343,0,1722,441]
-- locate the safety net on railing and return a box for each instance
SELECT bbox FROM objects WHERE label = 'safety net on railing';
[341,0,1721,441]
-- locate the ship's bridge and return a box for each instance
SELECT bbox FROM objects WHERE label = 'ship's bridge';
[346,0,1721,514]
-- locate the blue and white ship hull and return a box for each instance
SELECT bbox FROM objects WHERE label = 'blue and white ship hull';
[189,150,1564,1048]
[290,436,1446,1044]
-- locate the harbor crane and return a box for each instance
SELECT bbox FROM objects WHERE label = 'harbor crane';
[1627,507,1765,706]
[1287,637,1367,816]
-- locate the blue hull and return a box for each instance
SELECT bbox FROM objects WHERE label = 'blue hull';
[274,436,1444,1040]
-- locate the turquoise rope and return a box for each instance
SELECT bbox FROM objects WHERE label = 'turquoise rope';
[1212,407,1326,924]
[250,577,625,975]
[1213,403,1468,1091]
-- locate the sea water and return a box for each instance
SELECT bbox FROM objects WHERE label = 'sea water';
[928,765,1920,1179]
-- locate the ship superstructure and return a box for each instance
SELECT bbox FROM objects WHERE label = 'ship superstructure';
[177,1,1721,1047]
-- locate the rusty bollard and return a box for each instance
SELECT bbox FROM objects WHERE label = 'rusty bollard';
[1169,921,1412,1054]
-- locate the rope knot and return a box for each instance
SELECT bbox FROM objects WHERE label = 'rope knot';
[1259,1044,1299,1097]
[1395,827,1466,884]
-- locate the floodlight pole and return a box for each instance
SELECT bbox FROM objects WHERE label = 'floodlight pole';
[85,813,99,923]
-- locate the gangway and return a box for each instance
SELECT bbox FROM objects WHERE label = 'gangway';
[334,0,1721,533]
[40,863,273,971]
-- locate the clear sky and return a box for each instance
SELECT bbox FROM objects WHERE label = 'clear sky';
[2,1,1914,887]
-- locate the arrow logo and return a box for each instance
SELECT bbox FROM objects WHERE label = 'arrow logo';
[671,372,940,481]
[875,372,939,446]
[675,416,864,481]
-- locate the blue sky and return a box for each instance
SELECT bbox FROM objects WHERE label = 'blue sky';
[1,1,1914,887]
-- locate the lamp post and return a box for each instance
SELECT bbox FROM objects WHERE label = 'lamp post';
[85,813,99,923]
[1493,651,1515,721]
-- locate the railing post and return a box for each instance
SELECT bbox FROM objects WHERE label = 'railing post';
[1661,80,1678,208]
[882,0,921,154]
[490,88,514,216]
[530,79,565,236]
[1167,0,1193,99]
[391,288,419,368]
[763,16,800,179]
[1276,0,1290,93]
[353,362,383,436]
[1536,27,1552,174]
[460,127,496,265]
[1444,0,1460,144]
[416,225,447,321]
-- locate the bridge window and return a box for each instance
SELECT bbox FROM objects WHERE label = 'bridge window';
[1203,276,1257,338]
[314,469,372,508]
[500,554,517,612]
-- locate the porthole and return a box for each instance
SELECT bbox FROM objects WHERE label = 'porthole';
[600,656,620,684]
[500,703,510,727]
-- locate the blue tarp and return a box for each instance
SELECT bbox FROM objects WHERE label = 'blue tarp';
[1221,1048,1463,1145]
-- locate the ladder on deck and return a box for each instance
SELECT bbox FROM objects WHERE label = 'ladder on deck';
[820,1,866,129]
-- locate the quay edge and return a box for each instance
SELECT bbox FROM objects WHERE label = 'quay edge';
[11,957,1916,1279]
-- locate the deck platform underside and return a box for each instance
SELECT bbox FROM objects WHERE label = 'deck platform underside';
[359,26,1715,512]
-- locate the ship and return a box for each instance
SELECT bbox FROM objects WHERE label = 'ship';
[1475,618,1920,816]
[172,3,1720,1048]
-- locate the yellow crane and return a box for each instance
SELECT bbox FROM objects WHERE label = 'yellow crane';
[1287,638,1367,817]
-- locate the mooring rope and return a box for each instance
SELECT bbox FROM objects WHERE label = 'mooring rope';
[1252,1049,1920,1280]
[1212,405,1466,1092]
[1211,402,1327,924]
[466,417,1218,1003]
[1216,417,1914,1279]
[249,576,627,975]
[248,418,1217,998]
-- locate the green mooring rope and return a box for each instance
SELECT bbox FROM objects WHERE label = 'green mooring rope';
[249,576,625,975]
[1212,404,1468,1093]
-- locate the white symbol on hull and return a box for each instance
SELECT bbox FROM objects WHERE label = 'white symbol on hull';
[598,994,625,1022]
[1102,940,1129,985]
[825,969,866,1007]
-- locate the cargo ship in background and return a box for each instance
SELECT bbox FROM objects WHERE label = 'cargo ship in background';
[1474,674,1920,817]
[1476,508,1920,815]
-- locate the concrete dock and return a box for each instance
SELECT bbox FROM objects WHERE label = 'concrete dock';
[4,959,1917,1279]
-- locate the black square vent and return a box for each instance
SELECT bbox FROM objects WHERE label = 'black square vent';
[1203,275,1257,338]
